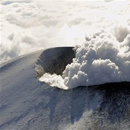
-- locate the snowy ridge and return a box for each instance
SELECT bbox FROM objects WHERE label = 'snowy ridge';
[1,51,130,130]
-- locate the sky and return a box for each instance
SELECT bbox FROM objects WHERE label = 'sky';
[1,0,130,63]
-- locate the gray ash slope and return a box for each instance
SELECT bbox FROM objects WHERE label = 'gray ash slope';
[0,47,130,130]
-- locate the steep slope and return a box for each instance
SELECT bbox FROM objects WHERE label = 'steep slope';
[0,48,130,130]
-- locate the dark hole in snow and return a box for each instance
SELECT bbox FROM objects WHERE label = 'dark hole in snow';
[35,47,75,78]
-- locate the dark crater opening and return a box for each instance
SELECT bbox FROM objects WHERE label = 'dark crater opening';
[35,47,75,78]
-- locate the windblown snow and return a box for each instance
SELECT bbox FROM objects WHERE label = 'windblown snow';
[40,25,130,89]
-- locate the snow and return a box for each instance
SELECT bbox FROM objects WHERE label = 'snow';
[0,50,100,129]
[1,0,130,129]
[1,47,130,130]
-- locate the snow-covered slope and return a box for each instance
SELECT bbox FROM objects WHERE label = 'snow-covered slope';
[1,48,130,130]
